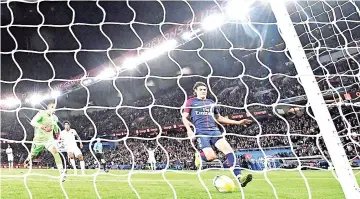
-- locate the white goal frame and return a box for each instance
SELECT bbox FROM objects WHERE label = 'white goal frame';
[270,1,360,198]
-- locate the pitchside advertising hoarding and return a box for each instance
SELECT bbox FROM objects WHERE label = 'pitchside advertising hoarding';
[343,90,360,101]
[279,88,360,104]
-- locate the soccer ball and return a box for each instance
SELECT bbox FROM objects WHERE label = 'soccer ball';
[213,175,236,193]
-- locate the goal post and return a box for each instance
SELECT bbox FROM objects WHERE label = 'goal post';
[269,1,360,198]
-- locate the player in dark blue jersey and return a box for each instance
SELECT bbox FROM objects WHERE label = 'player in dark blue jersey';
[182,82,253,187]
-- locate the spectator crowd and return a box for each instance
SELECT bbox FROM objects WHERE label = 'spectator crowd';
[1,52,360,170]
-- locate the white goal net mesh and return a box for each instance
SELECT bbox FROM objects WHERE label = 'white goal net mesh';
[287,0,360,163]
[1,0,359,199]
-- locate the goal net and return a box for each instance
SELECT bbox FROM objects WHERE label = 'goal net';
[0,0,359,199]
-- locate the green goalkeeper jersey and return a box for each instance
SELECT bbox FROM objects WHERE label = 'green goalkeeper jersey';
[31,110,59,143]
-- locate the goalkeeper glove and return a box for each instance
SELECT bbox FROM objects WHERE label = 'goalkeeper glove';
[41,125,53,132]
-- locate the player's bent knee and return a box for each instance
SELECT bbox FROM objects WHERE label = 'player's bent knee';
[215,138,233,154]
[78,155,83,161]
[207,154,216,161]
[203,148,217,161]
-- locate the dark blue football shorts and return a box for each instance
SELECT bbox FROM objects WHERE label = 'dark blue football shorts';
[196,130,222,149]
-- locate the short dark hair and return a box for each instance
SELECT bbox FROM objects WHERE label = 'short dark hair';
[193,82,207,91]
[63,120,71,126]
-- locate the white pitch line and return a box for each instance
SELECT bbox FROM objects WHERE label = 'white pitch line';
[0,178,342,182]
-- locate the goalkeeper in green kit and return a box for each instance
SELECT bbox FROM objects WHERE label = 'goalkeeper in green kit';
[24,102,66,182]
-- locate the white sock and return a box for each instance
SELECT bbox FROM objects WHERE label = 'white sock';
[70,159,77,171]
[80,161,85,174]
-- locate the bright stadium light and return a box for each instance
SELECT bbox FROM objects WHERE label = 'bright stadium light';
[225,0,253,20]
[122,57,140,69]
[158,39,178,51]
[0,98,21,107]
[28,94,42,105]
[83,79,93,85]
[181,29,201,40]
[141,40,178,61]
[10,98,21,106]
[51,90,61,98]
[96,68,116,80]
[202,14,224,31]
[177,67,192,75]
[42,94,50,101]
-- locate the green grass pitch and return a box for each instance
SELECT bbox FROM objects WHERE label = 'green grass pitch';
[1,169,359,199]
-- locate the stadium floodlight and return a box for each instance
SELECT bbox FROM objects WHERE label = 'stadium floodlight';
[0,98,21,107]
[177,67,192,75]
[202,14,224,31]
[27,94,42,105]
[122,57,140,69]
[42,94,50,101]
[6,98,21,106]
[96,68,116,80]
[121,40,178,69]
[51,90,61,98]
[83,79,93,86]
[181,29,201,40]
[141,39,178,61]
[225,0,253,21]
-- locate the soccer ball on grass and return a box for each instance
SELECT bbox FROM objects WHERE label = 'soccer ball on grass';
[213,175,236,193]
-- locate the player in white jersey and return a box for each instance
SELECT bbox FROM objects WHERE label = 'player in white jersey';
[59,121,85,175]
[57,139,69,170]
[144,144,157,170]
[6,144,14,169]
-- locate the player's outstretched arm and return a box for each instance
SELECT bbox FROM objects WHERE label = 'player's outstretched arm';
[215,114,252,126]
